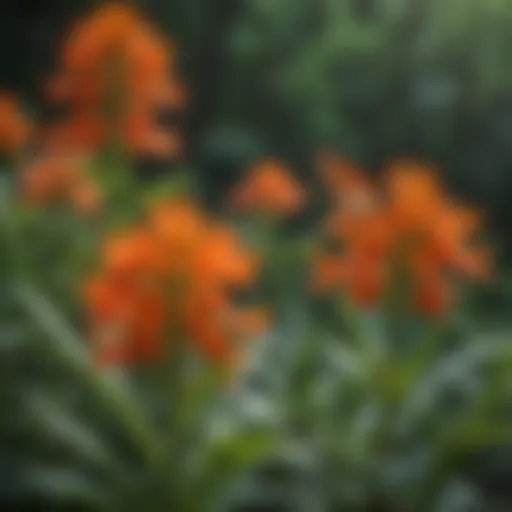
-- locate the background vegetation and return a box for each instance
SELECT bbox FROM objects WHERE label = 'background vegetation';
[2,0,512,510]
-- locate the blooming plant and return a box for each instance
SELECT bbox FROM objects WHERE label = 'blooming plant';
[44,2,185,158]
[0,4,275,511]
[1,2,511,512]
[264,154,507,511]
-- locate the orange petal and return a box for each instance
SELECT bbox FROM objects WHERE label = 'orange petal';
[415,274,451,317]
[230,159,306,216]
[310,255,348,293]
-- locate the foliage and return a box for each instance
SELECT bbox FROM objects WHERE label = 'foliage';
[2,1,512,511]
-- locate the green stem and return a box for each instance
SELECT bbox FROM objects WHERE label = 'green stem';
[0,175,30,280]
[161,339,188,509]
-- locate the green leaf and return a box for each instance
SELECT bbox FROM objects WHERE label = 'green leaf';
[25,392,126,480]
[191,429,280,512]
[399,332,512,425]
[15,283,165,469]
[27,466,115,512]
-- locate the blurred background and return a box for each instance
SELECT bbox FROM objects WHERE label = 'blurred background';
[6,0,512,277]
[4,0,512,218]
[3,0,512,510]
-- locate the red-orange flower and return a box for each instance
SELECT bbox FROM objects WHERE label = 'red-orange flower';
[310,254,348,293]
[46,2,185,157]
[0,92,31,154]
[124,111,182,158]
[317,153,381,240]
[150,200,206,246]
[386,160,446,232]
[61,2,140,74]
[83,199,266,366]
[103,229,164,277]
[19,152,101,215]
[313,155,491,317]
[190,227,257,289]
[69,177,103,215]
[230,159,306,217]
[84,276,165,365]
[317,152,375,208]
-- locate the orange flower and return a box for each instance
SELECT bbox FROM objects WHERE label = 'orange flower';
[124,111,182,157]
[84,276,165,365]
[20,154,75,199]
[20,161,62,204]
[47,2,185,157]
[103,229,165,277]
[310,254,348,293]
[149,200,206,262]
[0,92,31,154]
[125,26,186,108]
[317,152,375,210]
[191,227,257,289]
[182,291,233,362]
[317,154,381,245]
[386,162,491,283]
[69,178,102,215]
[83,199,265,366]
[314,155,491,316]
[230,160,306,217]
[182,291,269,363]
[313,154,393,304]
[40,114,104,153]
[427,205,487,276]
[19,153,101,214]
[347,256,385,308]
[125,23,170,84]
[414,271,451,318]
[386,160,445,233]
[62,2,139,73]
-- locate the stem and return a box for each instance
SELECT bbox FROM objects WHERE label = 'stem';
[161,338,188,509]
[0,174,30,280]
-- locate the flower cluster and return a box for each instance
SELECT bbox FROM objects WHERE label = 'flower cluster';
[20,152,101,215]
[83,199,268,365]
[45,2,185,157]
[230,159,306,217]
[313,154,490,316]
